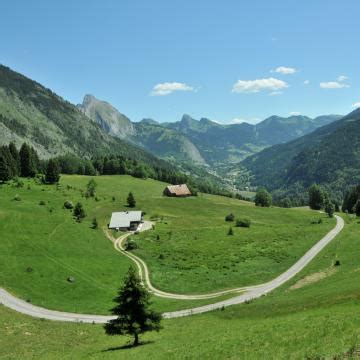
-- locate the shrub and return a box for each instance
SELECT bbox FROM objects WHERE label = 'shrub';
[13,194,21,201]
[227,227,234,236]
[12,177,24,188]
[236,218,251,228]
[124,238,138,250]
[39,200,46,206]
[225,213,235,222]
[334,259,341,266]
[63,200,74,209]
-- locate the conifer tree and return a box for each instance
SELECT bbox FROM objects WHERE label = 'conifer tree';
[0,154,11,182]
[19,143,37,177]
[45,159,60,184]
[104,267,162,346]
[127,192,136,208]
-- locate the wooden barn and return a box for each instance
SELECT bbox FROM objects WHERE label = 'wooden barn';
[163,184,192,197]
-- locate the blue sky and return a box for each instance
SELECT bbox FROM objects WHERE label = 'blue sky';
[1,0,359,123]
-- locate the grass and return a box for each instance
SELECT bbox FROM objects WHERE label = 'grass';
[0,215,359,359]
[0,174,334,313]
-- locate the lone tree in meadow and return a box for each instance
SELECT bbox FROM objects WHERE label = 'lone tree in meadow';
[127,192,136,208]
[73,202,86,221]
[45,159,60,184]
[104,267,162,346]
[86,178,97,197]
[308,184,324,210]
[254,188,272,207]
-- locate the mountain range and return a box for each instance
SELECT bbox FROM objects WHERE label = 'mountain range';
[77,94,341,167]
[1,63,358,202]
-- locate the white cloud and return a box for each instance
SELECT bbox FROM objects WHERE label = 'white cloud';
[304,80,310,85]
[337,75,348,82]
[269,91,283,96]
[150,82,195,96]
[320,81,350,89]
[232,77,288,94]
[271,66,297,75]
[352,102,360,108]
[290,111,301,116]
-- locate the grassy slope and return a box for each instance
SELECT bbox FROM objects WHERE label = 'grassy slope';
[0,215,359,359]
[0,175,334,313]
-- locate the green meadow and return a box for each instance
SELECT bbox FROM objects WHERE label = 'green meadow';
[0,213,359,359]
[0,175,334,315]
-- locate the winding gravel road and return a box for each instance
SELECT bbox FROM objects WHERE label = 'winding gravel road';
[0,215,344,322]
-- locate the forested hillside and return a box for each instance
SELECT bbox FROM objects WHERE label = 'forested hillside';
[242,109,360,203]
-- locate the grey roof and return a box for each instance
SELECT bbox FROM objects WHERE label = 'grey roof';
[109,211,142,229]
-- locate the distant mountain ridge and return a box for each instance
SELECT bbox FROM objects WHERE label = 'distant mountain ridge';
[242,108,360,199]
[78,94,341,167]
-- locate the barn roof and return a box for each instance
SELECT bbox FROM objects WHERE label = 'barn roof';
[165,184,191,196]
[109,211,142,229]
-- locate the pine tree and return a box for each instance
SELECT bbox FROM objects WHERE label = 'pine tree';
[127,192,136,208]
[73,202,86,221]
[19,143,37,177]
[92,217,98,229]
[8,142,20,175]
[308,184,324,210]
[104,267,162,346]
[355,200,360,217]
[45,159,60,184]
[0,154,11,182]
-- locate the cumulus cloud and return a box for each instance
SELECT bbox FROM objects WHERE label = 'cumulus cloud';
[337,75,348,82]
[232,77,288,94]
[150,82,195,96]
[320,75,350,89]
[290,111,301,116]
[304,80,310,85]
[352,102,360,108]
[320,81,350,89]
[271,66,297,75]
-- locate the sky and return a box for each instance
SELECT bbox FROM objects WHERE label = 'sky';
[1,0,360,124]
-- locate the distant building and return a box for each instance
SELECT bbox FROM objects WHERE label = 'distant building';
[108,211,143,231]
[163,184,192,197]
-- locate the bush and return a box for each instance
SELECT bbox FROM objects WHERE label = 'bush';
[225,213,235,222]
[236,218,251,228]
[13,194,21,201]
[12,177,24,188]
[39,200,46,206]
[124,238,138,250]
[227,227,234,236]
[63,200,74,209]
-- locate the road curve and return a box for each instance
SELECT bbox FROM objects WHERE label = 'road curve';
[0,215,344,322]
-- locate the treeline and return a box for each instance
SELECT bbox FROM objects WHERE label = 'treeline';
[0,142,240,198]
[342,185,360,215]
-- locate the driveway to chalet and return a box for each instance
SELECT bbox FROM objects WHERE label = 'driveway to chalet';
[0,215,344,322]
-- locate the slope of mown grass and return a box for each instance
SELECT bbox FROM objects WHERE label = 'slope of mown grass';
[0,175,334,313]
[0,215,358,359]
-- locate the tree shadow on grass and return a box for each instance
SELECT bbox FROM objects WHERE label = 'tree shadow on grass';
[102,340,154,352]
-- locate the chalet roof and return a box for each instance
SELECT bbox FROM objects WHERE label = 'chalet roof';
[109,211,142,228]
[165,184,191,196]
